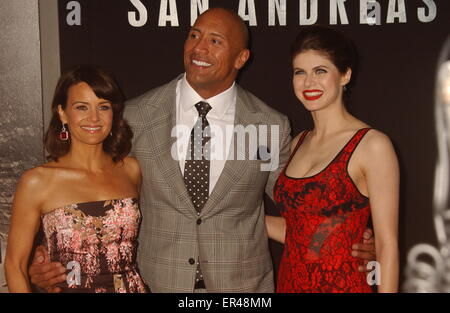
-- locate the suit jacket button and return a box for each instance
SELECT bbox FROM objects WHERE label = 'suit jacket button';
[197,218,202,225]
[189,258,195,265]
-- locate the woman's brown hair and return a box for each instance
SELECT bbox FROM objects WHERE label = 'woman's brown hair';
[44,65,132,162]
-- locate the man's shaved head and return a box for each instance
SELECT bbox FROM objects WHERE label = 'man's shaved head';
[184,7,251,99]
[198,7,249,49]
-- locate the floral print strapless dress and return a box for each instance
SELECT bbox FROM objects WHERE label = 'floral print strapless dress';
[41,197,149,293]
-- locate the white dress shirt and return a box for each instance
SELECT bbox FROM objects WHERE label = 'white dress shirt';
[175,74,236,195]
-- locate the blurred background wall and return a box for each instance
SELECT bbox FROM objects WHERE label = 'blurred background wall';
[0,0,59,293]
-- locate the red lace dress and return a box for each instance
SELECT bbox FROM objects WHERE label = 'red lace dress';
[274,128,373,293]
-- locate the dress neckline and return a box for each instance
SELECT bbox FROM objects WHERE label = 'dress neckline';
[284,128,370,181]
[41,197,138,217]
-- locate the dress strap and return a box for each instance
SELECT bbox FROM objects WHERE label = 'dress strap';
[338,128,372,165]
[283,130,310,172]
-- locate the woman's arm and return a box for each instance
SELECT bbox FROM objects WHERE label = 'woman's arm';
[361,131,400,293]
[265,215,286,244]
[5,169,44,292]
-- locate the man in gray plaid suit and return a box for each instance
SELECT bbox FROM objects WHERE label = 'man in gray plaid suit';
[29,7,375,293]
[123,8,291,292]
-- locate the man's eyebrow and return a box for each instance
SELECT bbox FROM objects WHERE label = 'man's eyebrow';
[189,27,226,40]
[210,32,226,40]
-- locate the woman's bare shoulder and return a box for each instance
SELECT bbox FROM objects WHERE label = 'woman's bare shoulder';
[354,128,398,170]
[123,156,140,167]
[122,157,142,181]
[360,129,394,152]
[19,164,53,186]
[14,164,61,203]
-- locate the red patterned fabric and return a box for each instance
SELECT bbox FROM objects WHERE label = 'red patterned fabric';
[274,128,373,293]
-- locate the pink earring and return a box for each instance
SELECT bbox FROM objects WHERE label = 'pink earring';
[60,123,69,141]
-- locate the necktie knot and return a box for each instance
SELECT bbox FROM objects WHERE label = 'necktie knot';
[195,101,212,118]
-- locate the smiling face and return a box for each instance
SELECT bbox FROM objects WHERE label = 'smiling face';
[183,8,250,99]
[292,49,351,112]
[58,82,113,147]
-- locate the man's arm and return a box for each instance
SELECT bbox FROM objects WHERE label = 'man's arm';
[265,115,291,200]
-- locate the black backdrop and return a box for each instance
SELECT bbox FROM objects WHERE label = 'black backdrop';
[58,0,450,288]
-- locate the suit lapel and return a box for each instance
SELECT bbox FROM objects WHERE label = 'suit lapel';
[140,80,270,217]
[201,86,268,217]
[140,76,197,213]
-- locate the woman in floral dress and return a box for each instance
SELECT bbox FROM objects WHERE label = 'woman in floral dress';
[5,65,149,293]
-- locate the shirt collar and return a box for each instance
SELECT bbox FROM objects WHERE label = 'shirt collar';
[179,73,236,119]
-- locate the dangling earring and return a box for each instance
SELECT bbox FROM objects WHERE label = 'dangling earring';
[343,85,348,92]
[60,123,69,141]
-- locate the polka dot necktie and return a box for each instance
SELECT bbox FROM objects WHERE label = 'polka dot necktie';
[184,101,212,213]
[184,101,211,290]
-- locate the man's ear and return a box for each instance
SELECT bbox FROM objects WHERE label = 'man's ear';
[57,105,67,124]
[234,49,250,70]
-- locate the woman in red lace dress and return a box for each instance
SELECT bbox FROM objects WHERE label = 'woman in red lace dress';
[266,27,399,293]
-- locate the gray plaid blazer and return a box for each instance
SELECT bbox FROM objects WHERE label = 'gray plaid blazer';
[124,75,291,292]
